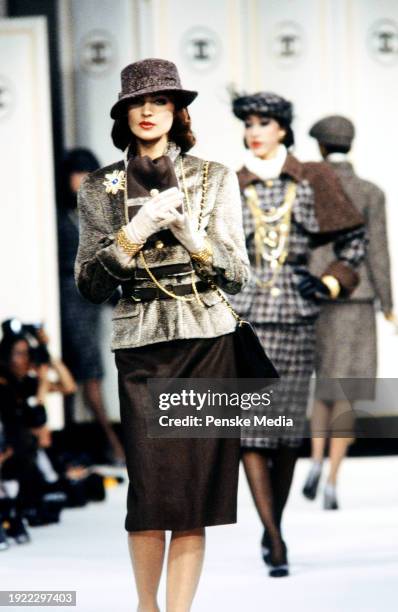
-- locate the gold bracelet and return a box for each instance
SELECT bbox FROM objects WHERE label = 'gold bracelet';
[115,227,144,257]
[321,275,341,299]
[190,242,213,266]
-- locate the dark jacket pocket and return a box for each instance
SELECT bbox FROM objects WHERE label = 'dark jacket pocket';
[112,298,141,320]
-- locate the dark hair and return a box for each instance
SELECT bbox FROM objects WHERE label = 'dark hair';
[63,148,100,175]
[111,106,196,152]
[279,122,294,148]
[0,334,30,367]
[61,148,100,209]
[322,143,351,155]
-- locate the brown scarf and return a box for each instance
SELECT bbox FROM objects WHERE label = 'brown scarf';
[126,150,181,246]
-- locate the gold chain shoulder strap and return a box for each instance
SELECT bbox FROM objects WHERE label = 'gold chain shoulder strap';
[195,161,245,325]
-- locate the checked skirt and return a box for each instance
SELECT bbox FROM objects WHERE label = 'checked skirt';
[241,321,316,449]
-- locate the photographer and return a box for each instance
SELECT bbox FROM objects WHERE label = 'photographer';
[0,322,77,542]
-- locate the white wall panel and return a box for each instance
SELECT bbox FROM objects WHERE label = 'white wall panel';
[69,0,138,165]
[0,17,62,427]
[139,0,246,166]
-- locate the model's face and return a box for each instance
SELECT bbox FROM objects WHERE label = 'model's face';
[127,94,175,142]
[10,340,30,376]
[244,114,286,158]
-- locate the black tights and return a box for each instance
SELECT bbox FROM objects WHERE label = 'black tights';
[242,446,299,561]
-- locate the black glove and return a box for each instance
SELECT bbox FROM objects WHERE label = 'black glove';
[294,268,331,301]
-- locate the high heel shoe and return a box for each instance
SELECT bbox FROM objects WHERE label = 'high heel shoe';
[324,483,339,510]
[302,461,322,500]
[261,530,289,577]
[268,538,289,578]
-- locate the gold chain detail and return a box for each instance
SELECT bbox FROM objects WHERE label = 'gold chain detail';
[190,243,213,265]
[179,156,193,218]
[245,182,297,290]
[125,155,209,305]
[179,158,210,230]
[198,160,209,230]
[116,227,144,257]
[192,160,248,325]
[139,251,197,302]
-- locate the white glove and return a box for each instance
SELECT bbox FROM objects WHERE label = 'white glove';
[168,209,207,253]
[124,187,183,243]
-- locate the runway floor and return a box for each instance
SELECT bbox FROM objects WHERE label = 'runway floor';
[2,456,398,611]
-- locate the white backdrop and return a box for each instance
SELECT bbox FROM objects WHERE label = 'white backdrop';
[0,16,62,427]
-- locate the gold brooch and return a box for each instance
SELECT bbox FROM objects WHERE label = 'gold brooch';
[103,170,126,195]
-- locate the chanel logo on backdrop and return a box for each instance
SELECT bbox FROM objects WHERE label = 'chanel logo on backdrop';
[272,21,305,68]
[80,29,116,75]
[368,19,398,65]
[0,76,14,121]
[181,27,221,72]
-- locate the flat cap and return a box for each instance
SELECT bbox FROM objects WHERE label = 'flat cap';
[309,115,355,147]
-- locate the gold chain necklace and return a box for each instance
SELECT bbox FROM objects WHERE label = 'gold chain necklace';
[245,181,297,294]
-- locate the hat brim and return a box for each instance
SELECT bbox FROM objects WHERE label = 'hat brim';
[110,88,198,119]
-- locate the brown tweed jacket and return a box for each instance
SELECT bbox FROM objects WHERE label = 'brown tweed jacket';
[310,161,393,312]
[74,148,250,350]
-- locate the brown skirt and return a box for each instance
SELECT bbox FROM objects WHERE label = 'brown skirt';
[114,333,240,532]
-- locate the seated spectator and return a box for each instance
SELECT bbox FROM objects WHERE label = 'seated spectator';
[0,322,76,541]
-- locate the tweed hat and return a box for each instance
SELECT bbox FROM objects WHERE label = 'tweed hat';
[110,58,198,119]
[309,115,355,147]
[232,91,293,125]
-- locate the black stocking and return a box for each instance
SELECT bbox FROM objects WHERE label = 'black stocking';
[242,446,299,564]
[242,449,284,562]
[269,446,299,531]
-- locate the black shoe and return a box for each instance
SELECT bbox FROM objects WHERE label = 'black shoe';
[0,523,9,551]
[303,464,322,500]
[5,515,31,544]
[324,485,339,510]
[267,538,289,578]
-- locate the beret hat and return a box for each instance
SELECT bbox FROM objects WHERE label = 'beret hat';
[232,91,293,125]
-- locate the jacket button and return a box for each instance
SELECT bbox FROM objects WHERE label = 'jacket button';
[155,240,164,249]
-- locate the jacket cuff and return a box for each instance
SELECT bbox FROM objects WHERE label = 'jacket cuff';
[323,261,359,296]
[192,241,244,294]
[96,237,138,281]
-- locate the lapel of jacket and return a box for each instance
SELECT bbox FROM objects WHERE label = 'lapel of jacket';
[174,152,203,222]
[100,160,127,231]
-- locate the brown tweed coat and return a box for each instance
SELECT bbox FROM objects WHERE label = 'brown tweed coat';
[310,160,393,381]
